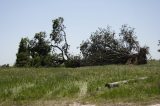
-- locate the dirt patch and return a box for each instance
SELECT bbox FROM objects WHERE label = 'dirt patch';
[70,102,95,106]
[75,81,88,98]
[33,101,95,106]
[78,82,88,97]
[150,104,160,106]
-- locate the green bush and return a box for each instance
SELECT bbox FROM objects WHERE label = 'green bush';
[65,55,81,68]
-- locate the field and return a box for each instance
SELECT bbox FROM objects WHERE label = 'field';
[0,61,160,106]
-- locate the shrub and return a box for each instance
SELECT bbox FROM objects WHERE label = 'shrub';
[64,55,81,68]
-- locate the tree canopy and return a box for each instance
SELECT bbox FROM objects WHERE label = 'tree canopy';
[29,32,52,67]
[80,25,149,66]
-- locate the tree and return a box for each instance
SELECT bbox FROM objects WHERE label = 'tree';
[29,32,51,57]
[50,17,69,64]
[119,25,140,53]
[80,26,128,65]
[15,17,70,67]
[15,38,30,67]
[29,32,52,67]
[137,46,149,64]
[80,25,148,66]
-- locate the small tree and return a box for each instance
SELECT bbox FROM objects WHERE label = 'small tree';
[50,17,69,64]
[15,38,30,67]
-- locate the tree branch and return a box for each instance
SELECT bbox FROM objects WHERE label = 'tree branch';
[51,44,65,61]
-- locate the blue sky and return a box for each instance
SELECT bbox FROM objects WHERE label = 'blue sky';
[0,0,160,65]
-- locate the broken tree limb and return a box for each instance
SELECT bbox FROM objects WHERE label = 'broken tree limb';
[105,77,148,89]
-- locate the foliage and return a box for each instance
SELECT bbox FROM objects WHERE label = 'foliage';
[15,17,70,67]
[15,17,150,67]
[119,25,139,53]
[64,55,81,68]
[80,25,149,66]
[29,32,51,58]
[80,27,120,65]
[29,32,52,67]
[137,46,149,64]
[15,38,30,67]
[50,17,69,63]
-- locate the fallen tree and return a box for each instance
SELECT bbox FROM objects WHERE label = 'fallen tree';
[80,25,149,66]
[105,77,148,88]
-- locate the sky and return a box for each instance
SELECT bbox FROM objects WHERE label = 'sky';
[0,0,160,65]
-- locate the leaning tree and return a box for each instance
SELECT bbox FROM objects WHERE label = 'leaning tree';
[50,17,69,64]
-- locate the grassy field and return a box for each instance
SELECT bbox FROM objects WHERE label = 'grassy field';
[0,61,160,106]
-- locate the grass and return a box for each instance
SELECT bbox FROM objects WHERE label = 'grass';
[0,61,160,105]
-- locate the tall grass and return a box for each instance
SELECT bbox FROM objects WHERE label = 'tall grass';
[0,61,160,105]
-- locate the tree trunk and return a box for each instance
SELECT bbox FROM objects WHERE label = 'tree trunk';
[105,77,148,88]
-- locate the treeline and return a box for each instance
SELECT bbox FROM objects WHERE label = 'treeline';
[0,64,9,68]
[15,17,150,68]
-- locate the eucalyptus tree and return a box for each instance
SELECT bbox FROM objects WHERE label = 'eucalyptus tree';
[50,17,69,64]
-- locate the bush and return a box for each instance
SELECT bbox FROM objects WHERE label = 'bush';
[64,55,81,68]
